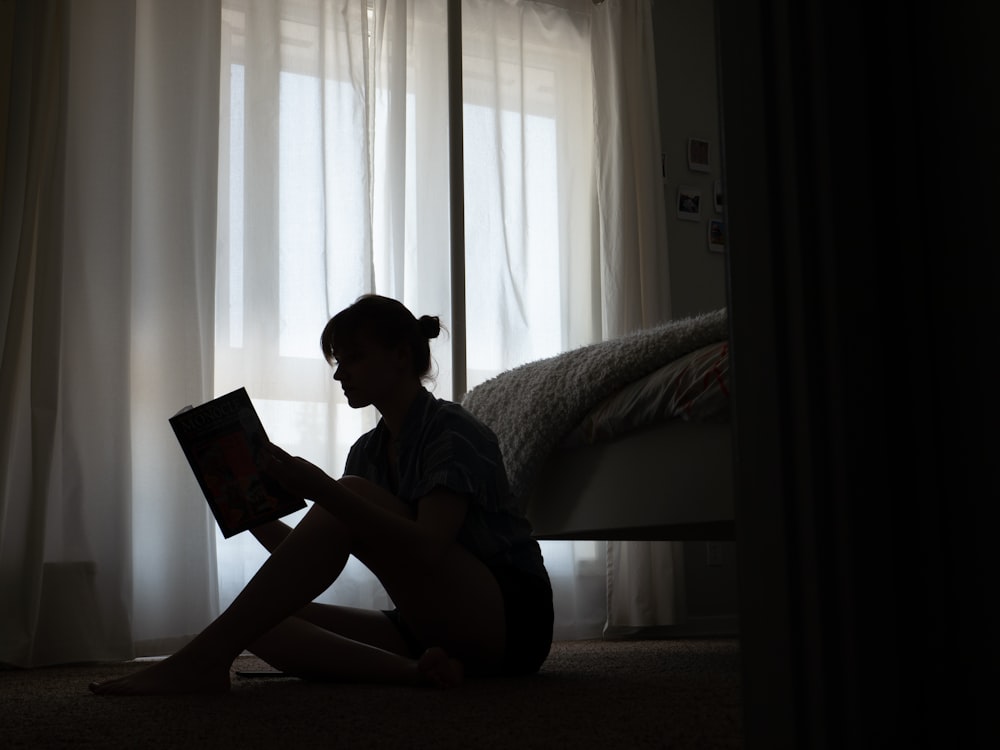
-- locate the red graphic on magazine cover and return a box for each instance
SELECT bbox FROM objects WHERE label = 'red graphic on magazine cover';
[192,431,279,530]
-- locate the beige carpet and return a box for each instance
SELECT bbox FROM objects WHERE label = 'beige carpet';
[0,638,742,749]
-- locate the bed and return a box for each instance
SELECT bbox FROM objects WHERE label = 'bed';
[461,309,734,542]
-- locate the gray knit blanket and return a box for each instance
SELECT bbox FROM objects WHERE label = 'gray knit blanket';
[462,308,728,502]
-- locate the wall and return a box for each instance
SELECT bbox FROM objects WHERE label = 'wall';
[652,0,727,320]
[653,0,738,629]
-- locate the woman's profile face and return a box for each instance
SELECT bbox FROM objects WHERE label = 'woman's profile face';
[332,334,408,409]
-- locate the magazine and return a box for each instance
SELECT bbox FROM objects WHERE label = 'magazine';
[169,387,306,538]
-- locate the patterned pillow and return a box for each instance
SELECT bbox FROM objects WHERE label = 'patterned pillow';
[564,341,730,446]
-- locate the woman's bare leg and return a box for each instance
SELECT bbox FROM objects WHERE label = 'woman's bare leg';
[91,478,502,694]
[245,602,462,687]
[338,478,506,676]
[90,504,356,695]
[245,480,506,677]
[247,614,463,685]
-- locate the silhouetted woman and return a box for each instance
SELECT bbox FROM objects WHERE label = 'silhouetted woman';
[91,294,553,694]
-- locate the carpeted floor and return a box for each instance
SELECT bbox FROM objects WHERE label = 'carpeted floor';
[0,638,742,749]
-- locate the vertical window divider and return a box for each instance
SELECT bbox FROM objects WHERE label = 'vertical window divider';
[447,0,467,401]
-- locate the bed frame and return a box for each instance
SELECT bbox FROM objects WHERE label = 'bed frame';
[521,421,735,541]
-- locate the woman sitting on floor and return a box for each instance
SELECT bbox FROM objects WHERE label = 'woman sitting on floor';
[91,294,554,694]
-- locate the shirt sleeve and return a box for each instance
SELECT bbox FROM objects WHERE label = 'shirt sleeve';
[409,408,510,513]
[344,430,378,480]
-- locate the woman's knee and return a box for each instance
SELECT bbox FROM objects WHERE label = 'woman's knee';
[338,475,414,518]
[285,504,352,566]
[336,474,378,497]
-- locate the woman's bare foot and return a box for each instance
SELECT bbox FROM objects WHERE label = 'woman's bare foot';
[89,655,232,696]
[417,647,464,689]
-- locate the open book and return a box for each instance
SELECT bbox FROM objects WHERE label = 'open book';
[170,387,306,538]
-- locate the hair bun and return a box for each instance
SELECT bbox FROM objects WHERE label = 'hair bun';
[417,315,441,339]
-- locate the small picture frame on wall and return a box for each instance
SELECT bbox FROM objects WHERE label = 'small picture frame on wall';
[688,137,711,172]
[708,219,726,253]
[677,186,702,221]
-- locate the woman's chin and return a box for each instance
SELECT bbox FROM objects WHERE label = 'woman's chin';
[344,392,371,409]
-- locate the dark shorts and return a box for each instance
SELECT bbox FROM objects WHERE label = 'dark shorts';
[383,564,554,677]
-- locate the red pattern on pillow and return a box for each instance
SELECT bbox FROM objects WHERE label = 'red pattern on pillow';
[565,341,730,446]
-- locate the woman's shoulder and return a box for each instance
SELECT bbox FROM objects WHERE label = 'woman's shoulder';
[426,395,498,443]
[419,395,512,493]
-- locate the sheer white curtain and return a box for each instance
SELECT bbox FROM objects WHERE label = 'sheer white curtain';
[214,0,673,640]
[592,0,679,634]
[1,0,222,666]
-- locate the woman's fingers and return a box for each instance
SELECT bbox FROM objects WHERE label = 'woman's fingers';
[259,446,331,500]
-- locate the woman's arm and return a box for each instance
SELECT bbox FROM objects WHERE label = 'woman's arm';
[250,519,294,553]
[260,444,467,568]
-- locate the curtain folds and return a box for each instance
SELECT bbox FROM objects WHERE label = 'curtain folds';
[0,0,73,668]
[592,0,671,334]
[591,0,679,634]
[1,0,223,667]
[128,0,222,655]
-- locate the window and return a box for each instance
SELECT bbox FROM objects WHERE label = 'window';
[216,0,606,634]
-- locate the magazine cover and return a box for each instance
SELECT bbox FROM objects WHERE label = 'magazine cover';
[169,387,306,538]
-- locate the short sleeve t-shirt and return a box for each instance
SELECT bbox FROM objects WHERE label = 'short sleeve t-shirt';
[344,388,548,581]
